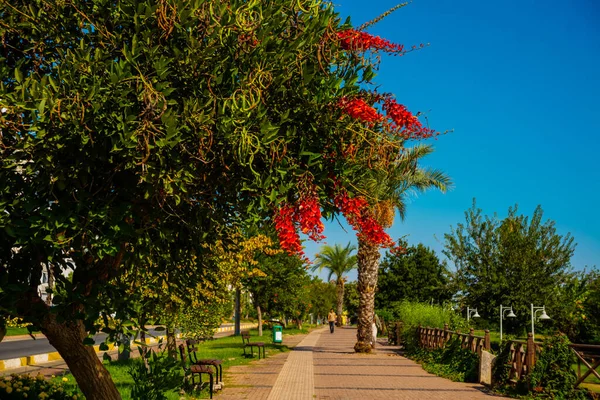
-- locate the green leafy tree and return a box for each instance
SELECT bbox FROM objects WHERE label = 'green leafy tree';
[307,277,337,324]
[244,246,309,334]
[0,0,444,396]
[343,281,360,323]
[312,243,357,326]
[579,269,600,343]
[443,201,576,334]
[376,242,452,309]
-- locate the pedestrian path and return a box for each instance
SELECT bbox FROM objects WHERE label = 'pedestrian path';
[218,326,507,399]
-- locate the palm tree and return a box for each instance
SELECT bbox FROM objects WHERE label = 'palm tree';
[353,144,452,353]
[312,243,357,326]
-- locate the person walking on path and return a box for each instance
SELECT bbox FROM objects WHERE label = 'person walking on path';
[327,309,336,333]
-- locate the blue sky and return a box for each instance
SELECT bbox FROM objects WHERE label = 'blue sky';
[309,0,600,281]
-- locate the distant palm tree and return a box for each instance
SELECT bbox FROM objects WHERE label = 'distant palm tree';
[312,243,357,326]
[354,144,452,352]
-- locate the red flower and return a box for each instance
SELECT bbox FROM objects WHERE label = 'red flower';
[297,195,325,241]
[274,203,303,256]
[334,190,395,248]
[382,96,439,140]
[337,30,405,54]
[338,97,382,123]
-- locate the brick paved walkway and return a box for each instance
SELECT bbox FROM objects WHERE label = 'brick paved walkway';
[217,326,508,400]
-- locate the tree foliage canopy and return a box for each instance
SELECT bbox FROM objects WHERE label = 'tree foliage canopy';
[443,201,576,332]
[0,0,442,396]
[376,241,452,308]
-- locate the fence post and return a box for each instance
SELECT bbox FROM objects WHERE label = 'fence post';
[418,325,422,348]
[443,324,449,347]
[526,332,536,376]
[469,328,475,352]
[484,329,491,351]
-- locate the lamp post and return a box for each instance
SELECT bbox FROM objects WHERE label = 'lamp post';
[499,305,516,341]
[530,304,551,341]
[467,307,480,321]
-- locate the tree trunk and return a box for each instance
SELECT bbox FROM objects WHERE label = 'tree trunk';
[42,314,121,400]
[354,239,380,353]
[166,325,177,359]
[336,279,345,326]
[257,305,263,336]
[297,318,302,330]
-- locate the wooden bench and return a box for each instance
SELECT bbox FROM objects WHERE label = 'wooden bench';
[178,344,214,399]
[185,339,223,389]
[241,331,265,359]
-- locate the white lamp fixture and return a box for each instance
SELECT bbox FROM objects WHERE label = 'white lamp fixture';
[531,304,551,341]
[500,305,516,341]
[467,307,480,321]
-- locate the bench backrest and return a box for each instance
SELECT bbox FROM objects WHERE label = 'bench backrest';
[178,344,188,367]
[241,331,251,344]
[186,339,200,364]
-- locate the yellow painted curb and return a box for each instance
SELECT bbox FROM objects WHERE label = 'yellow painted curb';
[0,361,4,371]
[48,352,62,361]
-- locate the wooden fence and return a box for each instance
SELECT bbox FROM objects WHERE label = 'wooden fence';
[416,324,491,356]
[408,324,600,389]
[570,343,600,388]
[504,333,539,383]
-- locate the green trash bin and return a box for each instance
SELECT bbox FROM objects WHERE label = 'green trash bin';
[272,325,283,344]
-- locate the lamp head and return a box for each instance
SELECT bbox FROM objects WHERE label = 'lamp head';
[473,311,480,318]
[507,310,516,318]
[539,310,551,320]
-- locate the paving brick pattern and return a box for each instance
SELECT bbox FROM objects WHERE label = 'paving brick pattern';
[215,332,307,400]
[217,326,508,400]
[313,327,505,400]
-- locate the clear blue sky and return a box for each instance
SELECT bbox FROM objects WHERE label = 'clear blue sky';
[308,0,600,282]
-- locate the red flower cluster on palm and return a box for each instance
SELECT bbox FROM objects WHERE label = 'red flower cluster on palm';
[274,195,326,256]
[338,97,382,123]
[382,97,438,140]
[297,196,326,241]
[274,204,303,255]
[337,29,405,54]
[334,191,395,247]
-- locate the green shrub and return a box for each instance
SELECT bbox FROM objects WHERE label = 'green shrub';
[128,347,182,400]
[528,334,590,400]
[410,337,479,382]
[0,373,81,399]
[492,336,519,391]
[382,301,467,352]
[492,334,593,399]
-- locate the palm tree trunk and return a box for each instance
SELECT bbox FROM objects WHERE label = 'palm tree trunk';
[336,280,345,326]
[354,238,380,353]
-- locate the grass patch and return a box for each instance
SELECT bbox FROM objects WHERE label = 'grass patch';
[572,363,600,385]
[5,327,39,336]
[51,327,307,399]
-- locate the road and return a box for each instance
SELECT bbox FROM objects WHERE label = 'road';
[0,324,236,360]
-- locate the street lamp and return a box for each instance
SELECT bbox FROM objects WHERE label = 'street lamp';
[530,304,551,341]
[467,307,480,321]
[499,305,516,341]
